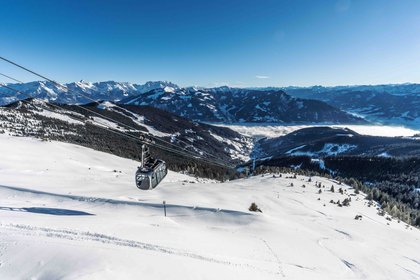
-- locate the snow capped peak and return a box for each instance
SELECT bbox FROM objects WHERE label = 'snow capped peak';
[141,81,179,91]
[163,86,176,93]
[39,82,58,99]
[76,80,95,90]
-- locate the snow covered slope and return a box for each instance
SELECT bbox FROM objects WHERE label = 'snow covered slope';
[0,99,252,164]
[0,135,419,279]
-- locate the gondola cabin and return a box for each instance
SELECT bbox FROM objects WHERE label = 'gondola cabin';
[135,144,167,190]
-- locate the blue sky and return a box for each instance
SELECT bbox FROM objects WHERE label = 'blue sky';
[1,0,420,87]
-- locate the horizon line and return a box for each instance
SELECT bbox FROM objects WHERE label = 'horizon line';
[2,80,418,90]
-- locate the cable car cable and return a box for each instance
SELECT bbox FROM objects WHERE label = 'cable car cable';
[0,72,23,84]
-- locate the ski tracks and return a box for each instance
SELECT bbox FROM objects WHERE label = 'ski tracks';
[0,223,277,276]
[259,238,285,278]
[317,237,367,279]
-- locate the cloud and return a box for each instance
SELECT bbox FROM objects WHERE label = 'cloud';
[256,75,270,79]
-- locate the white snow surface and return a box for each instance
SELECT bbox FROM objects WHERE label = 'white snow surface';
[287,143,357,157]
[125,113,171,137]
[34,109,84,125]
[215,124,420,138]
[208,131,253,161]
[90,116,124,131]
[0,134,419,279]
[95,102,171,137]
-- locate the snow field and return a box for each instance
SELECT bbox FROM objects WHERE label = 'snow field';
[0,134,419,279]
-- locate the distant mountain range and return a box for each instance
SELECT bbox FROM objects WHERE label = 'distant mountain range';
[0,80,178,105]
[1,81,419,127]
[0,80,365,125]
[123,86,364,124]
[273,84,420,129]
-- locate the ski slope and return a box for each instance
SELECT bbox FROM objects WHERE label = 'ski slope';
[0,134,419,279]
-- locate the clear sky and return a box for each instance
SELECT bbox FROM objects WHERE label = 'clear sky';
[1,0,420,87]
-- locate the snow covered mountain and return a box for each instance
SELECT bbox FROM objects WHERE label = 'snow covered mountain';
[254,126,420,159]
[0,134,419,279]
[0,99,252,174]
[123,87,365,124]
[277,84,420,129]
[3,81,419,127]
[0,80,178,105]
[0,81,365,125]
[282,83,420,96]
[1,98,418,167]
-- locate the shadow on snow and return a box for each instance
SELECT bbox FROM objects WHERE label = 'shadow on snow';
[0,185,251,217]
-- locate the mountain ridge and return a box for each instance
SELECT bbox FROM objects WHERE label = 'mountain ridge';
[257,84,420,129]
[0,80,365,125]
[3,80,419,127]
[122,87,365,124]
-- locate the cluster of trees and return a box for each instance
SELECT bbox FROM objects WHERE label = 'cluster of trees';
[328,157,419,213]
[252,156,420,227]
[252,164,329,178]
[254,156,327,174]
[338,177,420,227]
[325,156,419,183]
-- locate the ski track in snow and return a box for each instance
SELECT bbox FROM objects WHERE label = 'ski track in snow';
[396,264,420,278]
[340,259,364,277]
[0,223,277,275]
[404,256,420,266]
[317,237,367,279]
[325,226,366,278]
[260,238,285,278]
[334,229,352,239]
